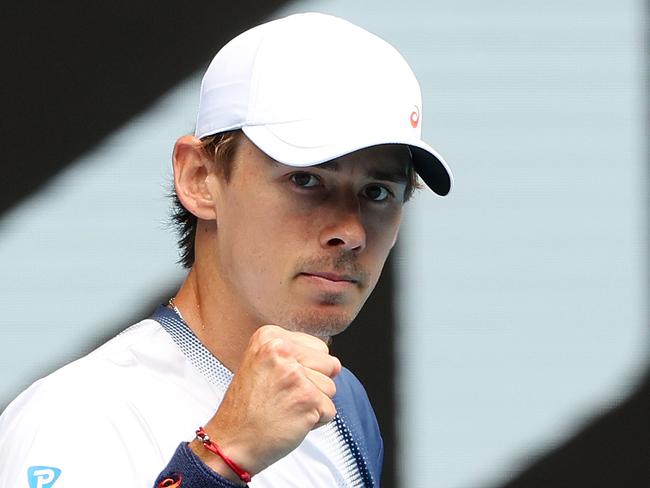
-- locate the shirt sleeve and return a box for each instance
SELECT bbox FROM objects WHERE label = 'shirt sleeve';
[333,368,384,486]
[0,375,170,488]
[0,374,251,488]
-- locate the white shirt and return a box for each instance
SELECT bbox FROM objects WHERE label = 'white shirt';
[0,308,377,488]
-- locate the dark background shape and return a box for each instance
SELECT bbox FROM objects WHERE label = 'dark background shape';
[0,2,398,486]
[495,365,650,488]
[2,2,648,487]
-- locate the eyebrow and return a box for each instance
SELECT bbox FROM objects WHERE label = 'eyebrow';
[315,160,410,184]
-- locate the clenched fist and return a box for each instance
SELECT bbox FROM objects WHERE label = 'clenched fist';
[190,325,342,483]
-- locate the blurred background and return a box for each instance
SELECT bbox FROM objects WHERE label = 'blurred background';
[1,1,647,487]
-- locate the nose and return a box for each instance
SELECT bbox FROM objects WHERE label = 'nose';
[319,199,367,252]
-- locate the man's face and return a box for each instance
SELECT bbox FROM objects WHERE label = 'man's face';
[208,136,410,339]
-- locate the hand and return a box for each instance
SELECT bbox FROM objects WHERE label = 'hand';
[190,325,342,481]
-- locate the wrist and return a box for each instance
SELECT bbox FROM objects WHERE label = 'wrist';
[189,428,253,484]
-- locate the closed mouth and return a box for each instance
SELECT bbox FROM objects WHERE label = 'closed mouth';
[300,272,359,284]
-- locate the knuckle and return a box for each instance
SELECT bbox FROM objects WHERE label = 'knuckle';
[297,390,315,408]
[251,324,279,344]
[307,409,322,426]
[319,400,337,424]
[328,356,342,376]
[325,378,337,398]
[293,330,329,352]
[260,337,291,359]
[312,336,330,354]
[282,361,303,383]
[295,394,317,418]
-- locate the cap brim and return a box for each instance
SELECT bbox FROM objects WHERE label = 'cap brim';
[409,144,453,196]
[242,124,453,197]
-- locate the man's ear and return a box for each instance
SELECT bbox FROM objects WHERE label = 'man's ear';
[173,135,218,220]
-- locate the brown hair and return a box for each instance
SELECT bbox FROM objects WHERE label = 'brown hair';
[404,160,422,202]
[170,130,242,268]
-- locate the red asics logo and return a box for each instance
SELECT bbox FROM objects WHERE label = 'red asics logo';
[410,106,420,128]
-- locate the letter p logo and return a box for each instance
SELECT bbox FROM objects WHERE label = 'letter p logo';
[28,466,61,488]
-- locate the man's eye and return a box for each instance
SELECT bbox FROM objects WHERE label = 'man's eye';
[290,173,320,188]
[364,185,392,202]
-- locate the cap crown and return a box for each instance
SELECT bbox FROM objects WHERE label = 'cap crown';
[195,12,453,196]
[196,13,422,144]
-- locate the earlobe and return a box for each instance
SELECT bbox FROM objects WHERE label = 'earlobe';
[173,135,218,220]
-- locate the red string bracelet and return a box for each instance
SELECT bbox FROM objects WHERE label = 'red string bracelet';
[195,426,252,483]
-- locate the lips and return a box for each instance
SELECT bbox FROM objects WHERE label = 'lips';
[296,256,369,289]
[300,271,358,284]
[298,271,363,294]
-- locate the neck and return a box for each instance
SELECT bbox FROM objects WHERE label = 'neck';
[173,264,257,373]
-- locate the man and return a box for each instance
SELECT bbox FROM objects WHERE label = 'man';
[0,12,452,488]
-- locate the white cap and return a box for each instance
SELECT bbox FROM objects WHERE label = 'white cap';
[195,12,453,196]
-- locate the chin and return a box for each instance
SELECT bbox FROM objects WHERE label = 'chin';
[284,306,357,339]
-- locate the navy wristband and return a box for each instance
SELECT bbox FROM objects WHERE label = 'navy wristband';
[154,442,244,488]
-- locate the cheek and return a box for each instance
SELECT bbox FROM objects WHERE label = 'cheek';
[366,208,402,253]
[221,196,312,288]
[222,228,282,307]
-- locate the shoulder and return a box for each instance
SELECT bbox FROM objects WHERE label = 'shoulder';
[334,367,373,410]
[0,316,210,429]
[334,367,384,483]
[6,318,181,404]
[0,317,206,487]
[0,317,165,433]
[334,367,381,427]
